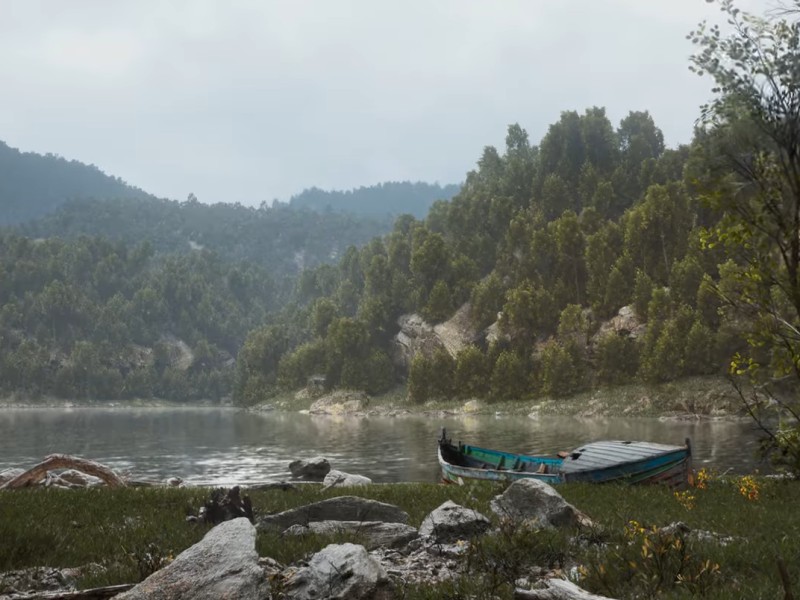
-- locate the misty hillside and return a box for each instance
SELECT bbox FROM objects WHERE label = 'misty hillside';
[234,108,741,405]
[21,196,394,280]
[0,140,153,226]
[288,181,461,218]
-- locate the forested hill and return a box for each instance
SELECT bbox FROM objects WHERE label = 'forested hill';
[0,140,152,225]
[0,234,281,401]
[234,107,743,405]
[21,196,393,279]
[287,181,460,218]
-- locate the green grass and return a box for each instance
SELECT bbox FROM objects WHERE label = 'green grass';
[1,478,797,598]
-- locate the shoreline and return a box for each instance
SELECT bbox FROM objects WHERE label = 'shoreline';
[0,375,748,420]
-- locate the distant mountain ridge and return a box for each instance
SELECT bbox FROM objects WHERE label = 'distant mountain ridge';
[288,181,461,218]
[0,140,153,226]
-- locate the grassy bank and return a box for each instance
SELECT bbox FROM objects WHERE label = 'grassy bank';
[2,477,797,598]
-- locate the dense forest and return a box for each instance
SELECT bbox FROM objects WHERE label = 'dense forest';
[0,234,279,401]
[287,181,460,218]
[20,196,393,280]
[0,140,153,226]
[235,108,739,404]
[0,109,753,405]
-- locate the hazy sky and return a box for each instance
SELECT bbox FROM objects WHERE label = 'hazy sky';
[0,1,762,205]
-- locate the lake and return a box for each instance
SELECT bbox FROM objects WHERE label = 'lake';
[0,408,768,485]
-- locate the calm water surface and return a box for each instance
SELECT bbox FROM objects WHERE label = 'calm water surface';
[0,408,767,485]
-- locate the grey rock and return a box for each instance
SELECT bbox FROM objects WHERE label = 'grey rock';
[258,496,409,532]
[322,469,372,489]
[490,479,593,529]
[288,456,331,480]
[419,500,491,543]
[308,390,370,415]
[116,518,267,600]
[282,521,418,550]
[0,566,75,595]
[283,543,389,600]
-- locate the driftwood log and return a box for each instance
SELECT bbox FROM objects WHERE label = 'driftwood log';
[515,579,617,600]
[0,454,126,490]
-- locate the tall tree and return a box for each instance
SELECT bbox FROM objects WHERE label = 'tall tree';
[691,0,800,472]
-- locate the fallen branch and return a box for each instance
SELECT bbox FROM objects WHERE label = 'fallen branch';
[0,454,126,490]
[7,583,134,599]
[515,578,618,600]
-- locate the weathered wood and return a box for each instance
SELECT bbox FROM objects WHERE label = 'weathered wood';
[515,578,618,600]
[8,583,134,599]
[0,454,126,490]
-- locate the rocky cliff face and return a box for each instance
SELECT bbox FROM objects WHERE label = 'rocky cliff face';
[391,304,480,373]
[391,303,646,374]
[591,305,646,342]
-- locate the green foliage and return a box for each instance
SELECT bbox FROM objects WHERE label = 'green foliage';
[540,340,583,397]
[691,0,800,474]
[408,354,432,404]
[422,280,454,324]
[633,270,654,322]
[469,274,505,330]
[0,234,273,403]
[488,349,527,401]
[454,346,490,399]
[595,333,640,386]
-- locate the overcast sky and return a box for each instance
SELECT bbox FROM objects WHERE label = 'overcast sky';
[0,1,763,206]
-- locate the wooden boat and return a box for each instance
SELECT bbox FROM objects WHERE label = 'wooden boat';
[438,429,692,488]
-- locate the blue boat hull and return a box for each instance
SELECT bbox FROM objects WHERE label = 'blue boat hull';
[438,431,692,488]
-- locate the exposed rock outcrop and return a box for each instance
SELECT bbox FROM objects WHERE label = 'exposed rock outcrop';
[419,500,491,543]
[308,390,369,415]
[392,305,480,372]
[490,480,593,529]
[116,518,267,600]
[591,305,645,343]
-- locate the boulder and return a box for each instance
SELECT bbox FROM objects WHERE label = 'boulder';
[391,314,446,371]
[322,469,372,489]
[490,479,593,529]
[283,543,389,600]
[282,521,418,550]
[433,302,477,356]
[116,518,267,600]
[592,304,646,343]
[257,496,409,532]
[288,456,331,480]
[418,500,491,543]
[0,566,76,596]
[308,390,369,415]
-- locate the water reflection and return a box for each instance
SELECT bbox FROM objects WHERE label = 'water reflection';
[0,408,768,485]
